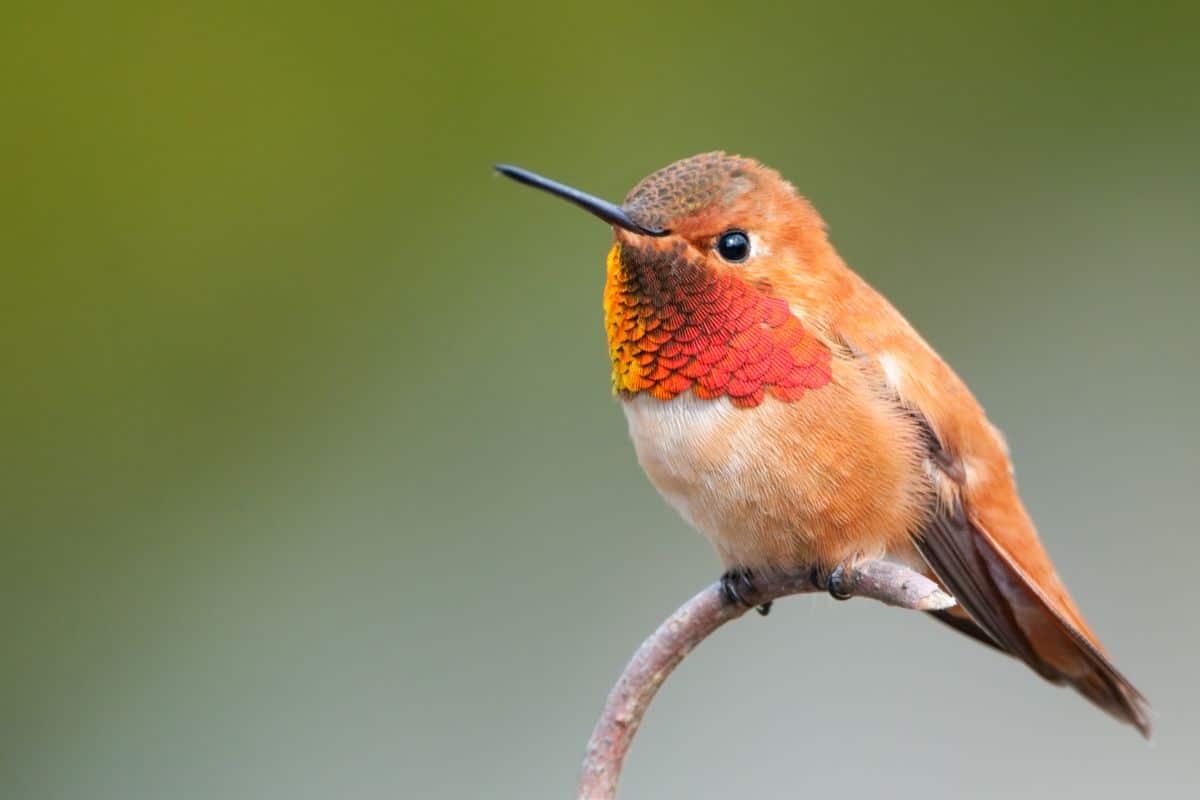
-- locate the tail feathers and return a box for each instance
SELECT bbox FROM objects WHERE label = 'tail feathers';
[915,504,1152,737]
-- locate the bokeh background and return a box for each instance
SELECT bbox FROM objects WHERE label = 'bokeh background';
[5,2,1199,798]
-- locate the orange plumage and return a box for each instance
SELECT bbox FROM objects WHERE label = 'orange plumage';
[497,153,1151,736]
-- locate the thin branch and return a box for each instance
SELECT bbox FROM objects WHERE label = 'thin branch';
[575,561,956,800]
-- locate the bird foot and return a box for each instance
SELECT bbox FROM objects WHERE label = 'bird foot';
[719,568,772,615]
[810,564,854,601]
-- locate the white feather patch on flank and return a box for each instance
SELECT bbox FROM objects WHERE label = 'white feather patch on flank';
[962,456,990,487]
[926,458,961,509]
[877,352,904,391]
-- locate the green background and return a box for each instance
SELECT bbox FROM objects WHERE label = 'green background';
[5,2,1198,797]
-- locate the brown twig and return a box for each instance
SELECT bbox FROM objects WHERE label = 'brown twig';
[575,561,956,800]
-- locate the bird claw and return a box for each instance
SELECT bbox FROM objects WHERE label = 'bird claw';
[810,564,854,601]
[720,567,761,610]
[722,564,852,613]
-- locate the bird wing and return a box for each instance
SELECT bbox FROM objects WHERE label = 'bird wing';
[912,433,1152,736]
[831,274,1149,734]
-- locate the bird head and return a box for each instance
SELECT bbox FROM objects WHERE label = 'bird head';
[497,153,835,407]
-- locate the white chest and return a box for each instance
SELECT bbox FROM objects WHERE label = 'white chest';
[620,394,760,556]
[618,383,926,570]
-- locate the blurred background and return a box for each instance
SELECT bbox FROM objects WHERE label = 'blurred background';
[4,2,1199,798]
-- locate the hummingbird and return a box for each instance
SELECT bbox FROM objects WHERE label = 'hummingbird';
[496,152,1150,736]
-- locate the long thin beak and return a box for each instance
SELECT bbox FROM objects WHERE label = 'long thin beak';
[494,164,668,236]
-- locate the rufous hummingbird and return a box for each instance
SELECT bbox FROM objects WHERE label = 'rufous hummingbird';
[496,152,1150,736]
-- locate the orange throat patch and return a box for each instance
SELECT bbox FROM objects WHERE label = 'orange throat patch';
[602,243,832,408]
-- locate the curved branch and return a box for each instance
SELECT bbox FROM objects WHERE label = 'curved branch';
[576,561,955,800]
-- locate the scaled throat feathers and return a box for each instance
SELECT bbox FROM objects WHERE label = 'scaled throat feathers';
[602,242,832,408]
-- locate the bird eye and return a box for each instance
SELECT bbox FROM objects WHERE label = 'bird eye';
[716,229,751,263]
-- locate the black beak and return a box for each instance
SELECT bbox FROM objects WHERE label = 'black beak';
[494,164,668,237]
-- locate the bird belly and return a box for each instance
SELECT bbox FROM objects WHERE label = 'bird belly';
[621,387,931,572]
